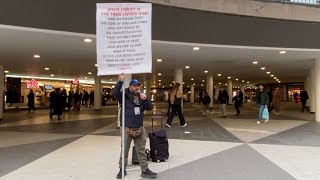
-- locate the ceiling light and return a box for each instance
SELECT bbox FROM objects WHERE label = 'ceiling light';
[202,80,205,82]
[278,81,281,83]
[193,47,200,51]
[162,86,164,88]
[33,54,40,58]
[228,77,231,79]
[279,50,286,54]
[219,82,221,85]
[236,79,239,81]
[247,81,250,84]
[225,84,227,86]
[193,83,196,86]
[95,64,98,67]
[85,77,88,79]
[276,79,279,81]
[84,38,92,43]
[88,72,92,75]
[51,74,54,77]
[183,82,185,84]
[44,67,50,71]
[253,61,258,64]
[159,83,161,85]
[204,70,208,73]
[242,80,245,82]
[4,70,9,73]
[158,73,162,76]
[266,72,271,74]
[261,67,266,70]
[191,78,194,81]
[157,59,162,62]
[271,75,274,77]
[185,66,190,69]
[274,77,277,79]
[201,84,203,86]
[170,84,172,86]
[158,80,161,82]
[218,74,221,76]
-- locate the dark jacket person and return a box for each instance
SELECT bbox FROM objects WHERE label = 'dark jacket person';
[27,89,36,112]
[113,75,157,179]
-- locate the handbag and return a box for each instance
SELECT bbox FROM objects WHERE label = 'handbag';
[262,108,269,120]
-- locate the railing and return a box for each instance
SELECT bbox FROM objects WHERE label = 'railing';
[264,0,320,5]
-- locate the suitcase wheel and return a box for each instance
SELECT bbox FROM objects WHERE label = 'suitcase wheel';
[157,160,160,163]
[165,159,168,162]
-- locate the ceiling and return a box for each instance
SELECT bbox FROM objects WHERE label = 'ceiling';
[0,26,319,88]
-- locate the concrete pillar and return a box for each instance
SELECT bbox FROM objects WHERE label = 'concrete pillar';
[207,75,214,107]
[310,65,316,113]
[190,84,195,103]
[94,75,102,111]
[315,59,320,122]
[227,80,233,104]
[0,65,3,120]
[215,85,220,101]
[240,84,245,103]
[146,78,151,99]
[174,68,183,107]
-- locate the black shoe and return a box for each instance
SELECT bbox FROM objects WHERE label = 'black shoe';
[116,169,127,179]
[141,169,157,179]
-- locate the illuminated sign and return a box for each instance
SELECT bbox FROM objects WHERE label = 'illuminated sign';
[73,79,79,85]
[26,79,39,88]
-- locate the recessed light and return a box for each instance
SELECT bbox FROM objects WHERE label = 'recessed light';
[191,78,194,81]
[4,70,9,73]
[84,38,92,43]
[193,47,200,51]
[201,84,203,86]
[170,84,172,86]
[159,80,161,82]
[202,80,205,82]
[159,83,161,86]
[261,67,266,70]
[218,74,221,76]
[225,84,227,86]
[266,72,271,74]
[187,86,190,88]
[50,74,54,77]
[278,81,281,83]
[193,83,196,86]
[45,67,49,70]
[162,86,164,88]
[236,79,239,81]
[88,72,92,75]
[228,77,231,79]
[242,80,245,82]
[279,50,286,54]
[183,82,185,84]
[157,59,162,62]
[274,77,277,79]
[271,75,274,77]
[204,70,208,73]
[85,77,88,79]
[158,73,162,76]
[253,61,258,64]
[247,81,250,84]
[33,54,40,58]
[185,66,190,69]
[219,82,221,85]
[95,64,98,67]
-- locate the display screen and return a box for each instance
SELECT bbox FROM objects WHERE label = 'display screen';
[44,85,52,90]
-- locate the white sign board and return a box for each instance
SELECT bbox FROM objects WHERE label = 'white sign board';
[96,3,152,76]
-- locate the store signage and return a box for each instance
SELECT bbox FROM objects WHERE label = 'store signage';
[73,79,79,85]
[26,79,39,88]
[96,3,152,75]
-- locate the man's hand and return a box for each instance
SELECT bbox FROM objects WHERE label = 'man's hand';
[140,93,147,100]
[119,74,125,81]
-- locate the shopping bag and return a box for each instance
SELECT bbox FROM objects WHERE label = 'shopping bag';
[262,108,269,120]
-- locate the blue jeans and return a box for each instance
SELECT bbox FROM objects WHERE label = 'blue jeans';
[258,104,266,121]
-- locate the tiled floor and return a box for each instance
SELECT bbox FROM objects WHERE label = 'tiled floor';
[0,102,319,180]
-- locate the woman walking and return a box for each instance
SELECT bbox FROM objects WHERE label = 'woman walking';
[27,89,36,112]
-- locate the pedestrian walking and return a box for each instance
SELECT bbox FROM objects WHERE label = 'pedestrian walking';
[256,85,269,124]
[27,89,36,112]
[272,87,283,115]
[50,88,63,120]
[217,87,229,118]
[166,83,187,128]
[202,92,213,115]
[232,90,243,115]
[300,89,310,112]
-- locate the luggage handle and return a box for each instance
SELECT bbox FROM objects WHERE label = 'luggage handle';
[151,111,163,132]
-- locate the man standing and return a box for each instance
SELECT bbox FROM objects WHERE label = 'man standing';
[300,89,310,113]
[256,85,269,124]
[217,86,229,118]
[272,87,283,115]
[232,90,243,115]
[166,83,187,128]
[114,74,157,179]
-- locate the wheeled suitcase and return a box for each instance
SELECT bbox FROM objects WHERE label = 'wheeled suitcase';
[148,111,169,162]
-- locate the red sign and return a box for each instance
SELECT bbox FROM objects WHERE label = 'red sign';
[73,79,79,85]
[27,79,39,88]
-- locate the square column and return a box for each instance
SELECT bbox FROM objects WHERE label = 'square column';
[240,84,245,103]
[0,65,3,120]
[174,68,183,108]
[315,59,320,122]
[227,80,233,104]
[310,65,316,113]
[94,75,102,111]
[207,75,214,107]
[215,85,220,101]
[190,84,195,103]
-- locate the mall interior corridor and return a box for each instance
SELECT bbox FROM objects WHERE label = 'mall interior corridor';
[0,102,319,180]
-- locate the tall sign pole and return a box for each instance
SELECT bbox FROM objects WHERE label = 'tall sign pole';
[96,3,152,179]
